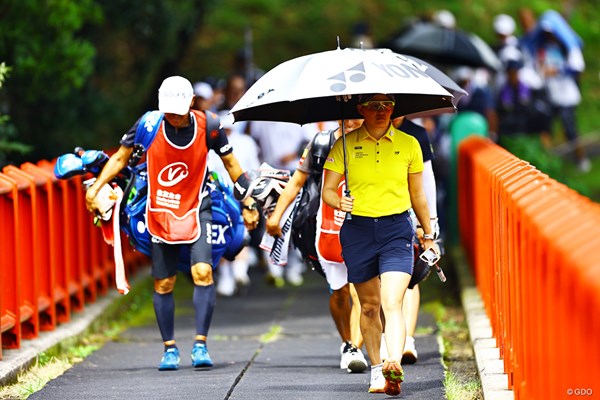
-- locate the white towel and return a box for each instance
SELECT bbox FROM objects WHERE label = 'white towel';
[111,187,130,295]
[260,192,301,266]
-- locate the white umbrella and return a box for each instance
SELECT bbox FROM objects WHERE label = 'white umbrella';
[230,46,458,218]
[230,47,455,125]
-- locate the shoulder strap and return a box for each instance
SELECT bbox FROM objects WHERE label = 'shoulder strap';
[204,110,221,136]
[130,110,164,166]
[309,128,337,174]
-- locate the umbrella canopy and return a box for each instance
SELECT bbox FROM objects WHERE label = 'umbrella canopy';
[382,22,502,71]
[231,47,455,125]
[402,54,468,106]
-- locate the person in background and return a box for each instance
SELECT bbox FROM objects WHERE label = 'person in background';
[495,58,535,138]
[432,9,456,29]
[85,76,260,371]
[265,119,368,373]
[530,11,590,172]
[249,120,337,287]
[453,66,499,142]
[216,73,247,120]
[192,81,215,112]
[207,111,261,297]
[322,94,437,395]
[492,13,521,89]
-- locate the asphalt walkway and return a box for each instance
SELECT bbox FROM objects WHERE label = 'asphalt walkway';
[22,267,446,399]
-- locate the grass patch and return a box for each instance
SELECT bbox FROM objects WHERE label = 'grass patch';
[444,370,483,400]
[0,336,102,400]
[0,357,71,400]
[419,254,482,399]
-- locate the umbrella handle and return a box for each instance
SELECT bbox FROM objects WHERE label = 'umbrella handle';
[344,189,352,221]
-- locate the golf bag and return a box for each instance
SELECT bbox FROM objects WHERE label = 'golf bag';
[290,129,336,278]
[54,110,246,269]
[240,130,335,277]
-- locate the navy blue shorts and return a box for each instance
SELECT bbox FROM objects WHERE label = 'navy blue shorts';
[151,195,213,279]
[339,212,414,284]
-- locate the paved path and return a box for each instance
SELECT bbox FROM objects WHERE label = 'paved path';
[27,268,446,399]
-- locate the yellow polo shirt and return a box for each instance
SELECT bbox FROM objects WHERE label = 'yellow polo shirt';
[324,124,423,217]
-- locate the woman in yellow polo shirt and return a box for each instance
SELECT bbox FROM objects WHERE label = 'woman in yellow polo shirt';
[321,93,436,396]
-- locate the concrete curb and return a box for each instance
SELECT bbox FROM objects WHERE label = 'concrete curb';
[453,247,515,400]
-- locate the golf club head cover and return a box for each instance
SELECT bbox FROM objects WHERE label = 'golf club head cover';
[80,149,109,174]
[54,153,85,179]
[408,250,432,289]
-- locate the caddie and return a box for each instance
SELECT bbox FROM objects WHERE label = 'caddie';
[85,75,259,371]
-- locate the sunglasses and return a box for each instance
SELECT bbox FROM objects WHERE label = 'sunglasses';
[360,100,395,111]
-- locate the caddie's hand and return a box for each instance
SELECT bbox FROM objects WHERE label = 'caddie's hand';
[85,186,99,214]
[339,195,354,213]
[241,201,260,230]
[266,215,282,238]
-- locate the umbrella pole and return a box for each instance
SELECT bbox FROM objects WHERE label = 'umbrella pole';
[341,117,352,221]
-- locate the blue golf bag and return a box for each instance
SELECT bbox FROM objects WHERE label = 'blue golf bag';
[54,110,246,269]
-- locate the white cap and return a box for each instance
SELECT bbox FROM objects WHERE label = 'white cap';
[193,81,214,99]
[452,66,473,82]
[494,14,516,36]
[433,10,456,29]
[158,76,194,115]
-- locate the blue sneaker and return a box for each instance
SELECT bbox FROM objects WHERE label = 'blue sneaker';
[191,343,213,367]
[158,347,180,371]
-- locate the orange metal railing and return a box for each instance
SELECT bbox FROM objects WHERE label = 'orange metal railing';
[458,136,600,400]
[0,160,148,360]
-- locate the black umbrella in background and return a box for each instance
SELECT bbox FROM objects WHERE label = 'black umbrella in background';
[381,22,502,72]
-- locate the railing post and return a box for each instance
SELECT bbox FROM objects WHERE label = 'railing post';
[0,173,22,357]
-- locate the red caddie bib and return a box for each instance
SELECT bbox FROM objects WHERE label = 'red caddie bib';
[316,170,346,263]
[146,110,208,243]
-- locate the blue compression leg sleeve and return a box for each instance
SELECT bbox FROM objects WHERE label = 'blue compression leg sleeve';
[193,284,216,337]
[153,292,175,342]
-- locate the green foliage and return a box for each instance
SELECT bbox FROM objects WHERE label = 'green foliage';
[499,135,562,175]
[0,0,102,101]
[0,0,103,163]
[498,134,592,198]
[0,62,32,167]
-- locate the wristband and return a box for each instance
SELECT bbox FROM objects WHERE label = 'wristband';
[243,202,258,211]
[423,233,435,240]
[233,170,259,200]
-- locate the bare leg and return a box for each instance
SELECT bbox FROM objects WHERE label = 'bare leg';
[330,284,352,342]
[380,271,411,361]
[349,283,363,348]
[353,276,383,366]
[403,285,420,337]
